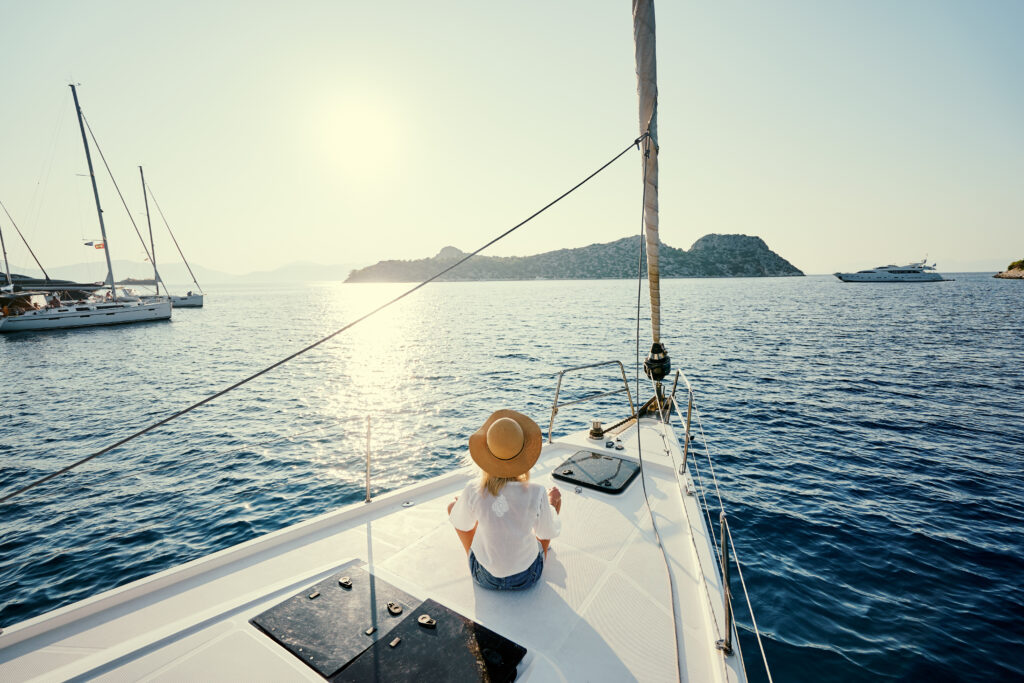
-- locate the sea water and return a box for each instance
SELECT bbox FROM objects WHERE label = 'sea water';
[1,274,1022,681]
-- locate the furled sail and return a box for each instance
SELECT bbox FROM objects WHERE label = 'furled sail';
[633,0,660,343]
[633,0,670,382]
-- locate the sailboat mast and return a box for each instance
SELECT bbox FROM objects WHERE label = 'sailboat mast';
[70,84,117,300]
[139,166,159,295]
[0,219,12,287]
[633,0,670,385]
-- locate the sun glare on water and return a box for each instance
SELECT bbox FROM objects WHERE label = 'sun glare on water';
[293,283,431,485]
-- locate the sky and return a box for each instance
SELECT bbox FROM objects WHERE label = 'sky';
[1,0,1021,276]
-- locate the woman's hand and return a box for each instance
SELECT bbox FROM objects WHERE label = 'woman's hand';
[548,486,562,514]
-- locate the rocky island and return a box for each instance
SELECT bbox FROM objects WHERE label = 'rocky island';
[994,259,1024,279]
[345,234,803,282]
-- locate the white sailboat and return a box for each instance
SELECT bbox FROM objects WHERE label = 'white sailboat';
[0,85,171,333]
[0,3,770,680]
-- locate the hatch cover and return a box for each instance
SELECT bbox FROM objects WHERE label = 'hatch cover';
[251,565,420,678]
[551,450,640,494]
[332,598,527,683]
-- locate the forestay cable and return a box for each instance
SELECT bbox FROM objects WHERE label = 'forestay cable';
[82,114,157,269]
[144,183,203,293]
[0,135,645,506]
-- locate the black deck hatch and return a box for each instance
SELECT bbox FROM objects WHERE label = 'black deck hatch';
[331,598,527,683]
[551,450,641,494]
[251,565,420,678]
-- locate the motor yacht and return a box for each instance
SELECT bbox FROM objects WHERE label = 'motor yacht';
[834,260,949,282]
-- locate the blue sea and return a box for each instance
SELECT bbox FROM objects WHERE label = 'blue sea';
[2,274,1022,681]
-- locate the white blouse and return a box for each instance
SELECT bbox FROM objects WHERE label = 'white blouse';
[449,480,561,578]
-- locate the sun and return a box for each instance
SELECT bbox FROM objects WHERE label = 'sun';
[313,94,405,186]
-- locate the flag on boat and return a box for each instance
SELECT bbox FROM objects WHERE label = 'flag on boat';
[84,241,105,249]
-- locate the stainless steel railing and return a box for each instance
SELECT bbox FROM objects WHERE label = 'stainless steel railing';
[547,360,635,442]
[667,374,773,681]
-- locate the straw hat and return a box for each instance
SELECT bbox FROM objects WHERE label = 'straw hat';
[468,409,543,478]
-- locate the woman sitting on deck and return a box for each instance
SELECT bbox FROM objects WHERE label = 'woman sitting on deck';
[448,409,562,591]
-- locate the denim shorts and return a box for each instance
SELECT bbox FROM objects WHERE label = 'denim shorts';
[469,547,544,591]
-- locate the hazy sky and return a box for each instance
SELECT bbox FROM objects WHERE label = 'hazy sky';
[1,0,1021,276]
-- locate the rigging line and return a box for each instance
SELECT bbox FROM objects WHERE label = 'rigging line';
[0,135,645,506]
[670,390,765,659]
[25,382,509,508]
[30,93,70,237]
[634,137,648,405]
[134,384,504,483]
[0,199,50,280]
[81,114,156,267]
[666,396,731,644]
[144,182,201,292]
[630,132,682,682]
[163,380,553,485]
[725,522,775,682]
[671,397,719,544]
[693,404,725,511]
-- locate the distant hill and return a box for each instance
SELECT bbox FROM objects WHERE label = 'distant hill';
[345,234,803,282]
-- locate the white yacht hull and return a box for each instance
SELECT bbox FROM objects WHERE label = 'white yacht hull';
[835,272,946,282]
[170,293,203,308]
[0,299,171,332]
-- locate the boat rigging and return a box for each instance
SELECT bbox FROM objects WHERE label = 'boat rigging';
[0,85,171,332]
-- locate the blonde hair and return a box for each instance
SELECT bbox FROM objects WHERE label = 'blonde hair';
[480,470,529,497]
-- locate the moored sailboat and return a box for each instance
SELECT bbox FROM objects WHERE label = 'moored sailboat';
[0,85,171,333]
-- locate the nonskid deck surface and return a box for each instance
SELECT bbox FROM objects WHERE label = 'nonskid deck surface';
[0,422,740,682]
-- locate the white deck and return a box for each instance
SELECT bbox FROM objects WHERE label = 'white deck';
[0,419,745,682]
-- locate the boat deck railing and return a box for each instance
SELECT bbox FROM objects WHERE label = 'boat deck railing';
[546,360,636,442]
[667,371,774,682]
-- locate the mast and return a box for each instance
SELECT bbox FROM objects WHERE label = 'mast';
[633,0,670,385]
[0,218,12,288]
[139,166,159,295]
[70,83,117,300]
